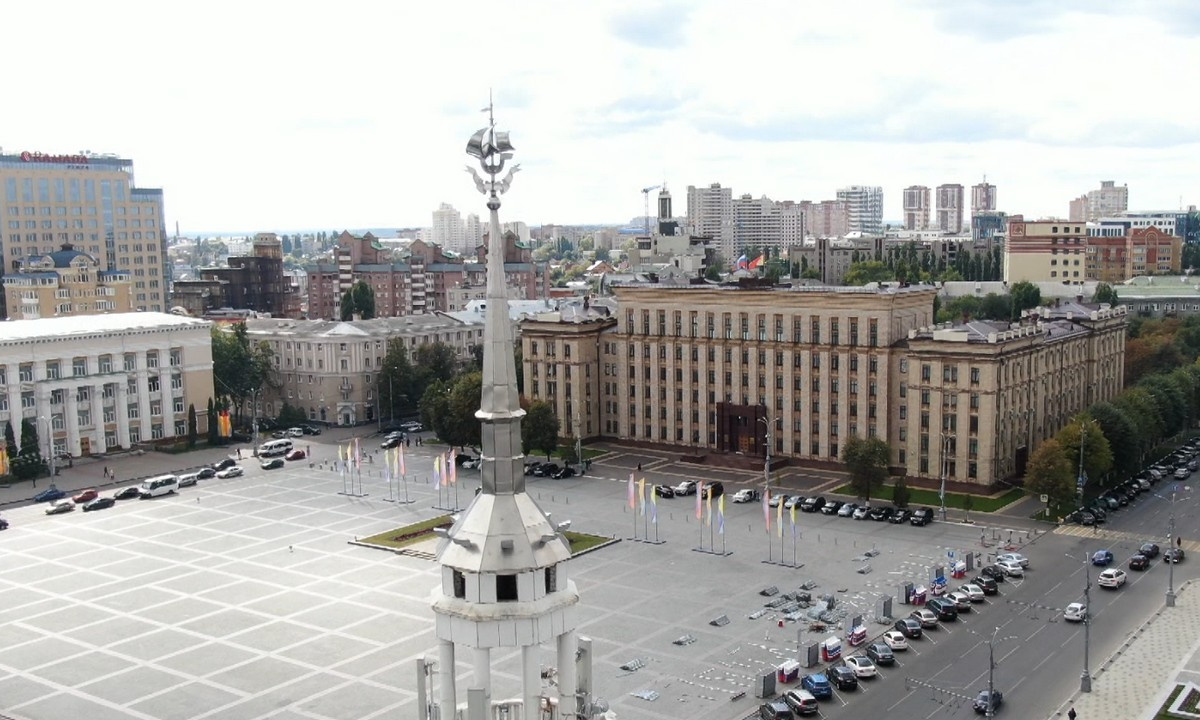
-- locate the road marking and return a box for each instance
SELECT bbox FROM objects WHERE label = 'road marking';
[1026,625,1046,642]
[887,690,915,712]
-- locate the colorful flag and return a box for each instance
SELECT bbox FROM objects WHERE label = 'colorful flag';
[627,472,636,510]
[399,444,406,475]
[718,495,725,535]
[763,489,771,534]
[650,489,658,524]
[790,502,797,538]
[776,496,784,538]
[449,450,457,485]
[706,490,712,526]
[696,481,704,520]
[638,478,646,516]
[749,254,765,269]
[434,455,443,488]
[735,254,749,270]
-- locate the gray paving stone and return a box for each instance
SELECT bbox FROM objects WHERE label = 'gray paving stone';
[13,691,146,720]
[110,627,212,662]
[32,649,135,687]
[225,620,317,654]
[2,635,90,671]
[206,655,313,695]
[155,641,258,677]
[129,680,242,720]
[178,607,272,639]
[296,680,407,720]
[0,673,59,709]
[77,665,191,706]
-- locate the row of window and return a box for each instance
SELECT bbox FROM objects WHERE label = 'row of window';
[2,350,183,384]
[623,311,881,347]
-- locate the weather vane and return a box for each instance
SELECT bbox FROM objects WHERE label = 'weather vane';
[465,94,520,205]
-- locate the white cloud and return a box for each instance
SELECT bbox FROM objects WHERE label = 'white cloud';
[3,0,1198,233]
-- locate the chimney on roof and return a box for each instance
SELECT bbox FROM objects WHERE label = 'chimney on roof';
[961,310,970,325]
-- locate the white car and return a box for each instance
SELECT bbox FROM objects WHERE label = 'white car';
[462,458,482,470]
[45,499,76,515]
[844,655,877,678]
[287,427,304,437]
[882,630,908,651]
[731,489,761,504]
[784,495,804,509]
[997,552,1029,568]
[852,505,872,520]
[838,502,858,517]
[216,465,244,479]
[959,584,985,603]
[1064,602,1087,622]
[947,591,973,612]
[1097,568,1127,589]
[996,559,1024,577]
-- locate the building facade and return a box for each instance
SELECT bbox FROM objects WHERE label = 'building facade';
[903,186,931,230]
[836,185,884,234]
[3,244,133,319]
[1085,225,1181,282]
[1004,218,1088,284]
[172,233,299,318]
[1071,180,1129,221]
[971,181,997,216]
[0,150,169,317]
[936,183,965,234]
[245,314,484,426]
[520,305,616,442]
[686,183,734,259]
[0,312,214,457]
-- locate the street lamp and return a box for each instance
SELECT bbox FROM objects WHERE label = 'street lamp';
[758,414,776,491]
[939,432,952,521]
[1066,552,1092,692]
[1152,489,1187,608]
[983,626,1019,718]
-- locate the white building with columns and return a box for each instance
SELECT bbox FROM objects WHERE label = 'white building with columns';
[0,312,214,457]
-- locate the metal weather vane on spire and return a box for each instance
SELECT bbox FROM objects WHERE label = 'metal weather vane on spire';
[465,98,520,200]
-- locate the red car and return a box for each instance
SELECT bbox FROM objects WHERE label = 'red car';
[285,449,307,461]
[73,488,99,504]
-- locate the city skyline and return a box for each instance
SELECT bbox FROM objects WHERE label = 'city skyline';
[5,1,1200,234]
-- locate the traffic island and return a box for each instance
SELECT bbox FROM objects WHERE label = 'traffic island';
[352,515,616,558]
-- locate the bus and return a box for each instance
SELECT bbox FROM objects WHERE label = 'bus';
[258,439,293,457]
[139,475,179,498]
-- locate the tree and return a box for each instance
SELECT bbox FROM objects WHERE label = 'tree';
[1009,281,1041,319]
[1089,401,1142,478]
[12,418,46,480]
[276,402,308,427]
[207,397,218,444]
[892,479,911,508]
[340,280,377,320]
[842,261,894,286]
[413,342,459,392]
[1023,438,1075,513]
[421,373,483,450]
[380,338,419,420]
[842,435,890,502]
[1093,282,1119,306]
[211,323,277,424]
[1054,416,1114,487]
[523,401,560,460]
[187,404,198,448]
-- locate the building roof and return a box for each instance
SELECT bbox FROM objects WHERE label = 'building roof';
[1119,275,1200,297]
[0,312,210,343]
[34,246,96,268]
[442,299,561,325]
[938,280,1100,300]
[243,314,481,339]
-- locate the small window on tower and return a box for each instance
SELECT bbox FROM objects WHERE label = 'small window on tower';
[452,570,466,599]
[497,574,518,602]
[545,565,558,594]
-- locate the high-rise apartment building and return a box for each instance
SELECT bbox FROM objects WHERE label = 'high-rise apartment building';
[971,181,997,216]
[1072,180,1129,221]
[732,194,781,256]
[800,200,850,238]
[936,184,965,233]
[431,203,466,254]
[687,183,734,258]
[835,185,884,234]
[0,150,169,317]
[903,186,931,230]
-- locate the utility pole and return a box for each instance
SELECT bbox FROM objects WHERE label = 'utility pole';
[1081,553,1092,691]
[1168,509,1177,607]
[574,413,583,474]
[759,414,774,491]
[987,627,997,718]
[939,432,950,521]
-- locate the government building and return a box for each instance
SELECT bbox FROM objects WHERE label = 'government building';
[0,312,214,458]
[522,280,1126,488]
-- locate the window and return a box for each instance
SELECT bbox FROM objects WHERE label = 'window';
[73,358,87,376]
[46,361,60,380]
[146,351,159,368]
[124,353,136,372]
[453,570,466,598]
[128,404,139,419]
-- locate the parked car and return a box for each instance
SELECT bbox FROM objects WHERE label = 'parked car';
[799,672,832,699]
[216,466,244,479]
[829,664,858,691]
[301,425,322,435]
[1165,547,1186,563]
[979,565,1007,583]
[1097,568,1127,588]
[0,516,8,530]
[821,500,845,515]
[838,502,859,517]
[552,466,577,480]
[882,630,909,651]
[910,507,935,526]
[523,462,543,476]
[973,689,1003,714]
[286,449,307,461]
[1069,509,1096,526]
[533,463,560,477]
[82,496,116,512]
[997,552,1029,568]
[701,481,724,499]
[731,488,761,503]
[947,590,973,612]
[1140,543,1161,559]
[1129,553,1150,571]
[894,617,923,638]
[852,505,872,520]
[995,559,1024,577]
[45,499,75,515]
[868,506,895,521]
[381,436,403,449]
[261,458,285,470]
[783,689,819,716]
[72,488,99,504]
[113,486,141,500]
[178,473,200,488]
[909,609,938,629]
[33,486,66,503]
[973,575,999,594]
[213,458,238,471]
[1088,505,1107,523]
[784,495,805,509]
[655,485,675,498]
[1064,602,1087,622]
[844,656,877,678]
[927,597,959,621]
[768,492,785,507]
[197,467,217,479]
[959,584,985,602]
[462,457,482,470]
[865,643,895,665]
[890,508,912,524]
[758,700,794,720]
[1092,550,1114,566]
[399,421,424,432]
[286,427,304,438]
[800,496,825,513]
[673,480,697,496]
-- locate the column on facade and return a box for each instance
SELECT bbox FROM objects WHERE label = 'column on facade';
[91,382,106,454]
[5,364,19,449]
[116,381,132,448]
[65,385,80,456]
[556,630,578,720]
[160,368,174,438]
[136,369,153,441]
[438,639,457,719]
[472,647,491,701]
[522,644,540,720]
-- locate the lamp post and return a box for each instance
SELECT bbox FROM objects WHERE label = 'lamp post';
[1168,504,1178,608]
[939,432,951,521]
[250,389,261,456]
[1067,552,1092,692]
[983,626,1019,718]
[758,414,775,491]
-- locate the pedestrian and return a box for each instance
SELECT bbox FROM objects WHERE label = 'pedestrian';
[1068,707,1077,720]
[237,448,242,460]
[103,466,109,479]
[406,437,411,447]
[637,463,642,472]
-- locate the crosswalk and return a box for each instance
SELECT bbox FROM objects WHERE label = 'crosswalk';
[1053,523,1200,552]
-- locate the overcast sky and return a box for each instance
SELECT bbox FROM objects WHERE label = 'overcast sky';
[6,1,1198,234]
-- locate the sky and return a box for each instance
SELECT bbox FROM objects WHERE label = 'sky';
[5,0,1200,235]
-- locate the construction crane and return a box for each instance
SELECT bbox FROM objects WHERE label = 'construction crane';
[641,185,662,237]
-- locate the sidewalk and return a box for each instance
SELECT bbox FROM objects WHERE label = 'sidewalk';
[1049,579,1200,720]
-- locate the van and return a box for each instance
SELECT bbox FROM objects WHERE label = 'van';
[258,439,293,457]
[139,475,179,498]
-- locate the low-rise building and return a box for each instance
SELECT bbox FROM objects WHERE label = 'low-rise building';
[0,312,214,457]
[171,233,300,318]
[3,244,133,319]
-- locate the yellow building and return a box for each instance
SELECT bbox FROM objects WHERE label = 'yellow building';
[0,150,168,316]
[2,243,133,319]
[1004,218,1088,284]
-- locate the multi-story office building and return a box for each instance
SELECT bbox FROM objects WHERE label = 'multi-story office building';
[0,312,214,457]
[1085,225,1181,282]
[1004,218,1088,283]
[800,199,851,238]
[245,314,483,426]
[971,212,1007,243]
[787,235,885,286]
[172,234,299,318]
[3,243,133,319]
[0,150,169,317]
[936,184,965,234]
[1070,180,1129,221]
[971,181,997,216]
[522,282,1126,488]
[835,185,884,235]
[686,183,734,259]
[903,186,931,230]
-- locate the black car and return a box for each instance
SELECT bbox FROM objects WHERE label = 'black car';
[890,509,912,524]
[261,458,285,470]
[759,700,794,720]
[973,689,1003,714]
[381,436,403,449]
[865,643,895,665]
[214,458,238,471]
[910,507,935,526]
[1140,543,1161,559]
[973,575,999,594]
[821,500,845,516]
[869,506,895,521]
[1088,506,1107,523]
[1105,491,1129,507]
[82,496,116,512]
[927,597,958,621]
[533,463,560,477]
[197,467,217,479]
[800,496,825,513]
[524,462,543,476]
[894,617,923,638]
[1166,547,1186,563]
[701,481,725,499]
[1129,553,1150,571]
[552,466,577,480]
[655,485,675,498]
[0,517,8,530]
[979,565,1007,583]
[302,425,322,435]
[1069,509,1096,526]
[830,665,858,690]
[113,486,141,500]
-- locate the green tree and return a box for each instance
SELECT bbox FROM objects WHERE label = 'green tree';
[1054,416,1114,487]
[340,280,377,320]
[421,373,484,450]
[892,478,911,508]
[276,403,308,427]
[211,323,278,423]
[1009,280,1042,319]
[13,418,46,480]
[380,338,419,420]
[187,404,198,448]
[413,342,460,393]
[523,401,560,460]
[1089,401,1142,478]
[1092,282,1119,306]
[979,293,1013,321]
[842,261,894,286]
[1023,438,1075,513]
[3,421,17,477]
[842,435,890,502]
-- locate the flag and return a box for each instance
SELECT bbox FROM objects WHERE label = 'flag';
[354,438,361,469]
[449,450,457,484]
[650,489,658,524]
[790,502,797,538]
[696,481,704,520]
[638,478,646,516]
[399,444,406,475]
[735,254,749,270]
[776,496,784,538]
[627,472,636,510]
[749,254,765,269]
[763,489,772,534]
[434,456,443,488]
[718,495,725,535]
[706,490,712,526]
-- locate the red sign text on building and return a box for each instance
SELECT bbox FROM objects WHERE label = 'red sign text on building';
[19,151,90,165]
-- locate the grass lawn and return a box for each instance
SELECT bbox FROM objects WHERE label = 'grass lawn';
[1155,683,1187,720]
[832,483,1026,513]
[357,515,611,555]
